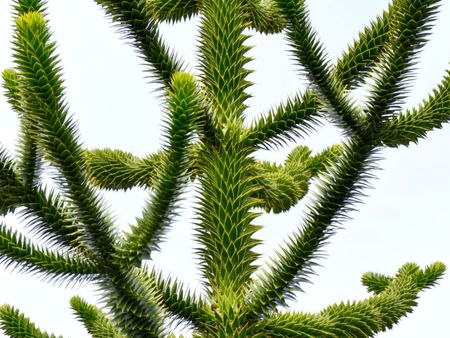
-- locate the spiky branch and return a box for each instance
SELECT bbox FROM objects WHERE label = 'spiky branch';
[0,0,448,337]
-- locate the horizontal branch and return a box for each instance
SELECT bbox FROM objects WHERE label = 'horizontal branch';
[85,149,163,190]
[0,223,100,284]
[245,91,322,149]
[256,262,445,337]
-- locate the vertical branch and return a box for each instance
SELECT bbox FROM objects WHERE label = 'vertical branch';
[2,69,41,186]
[196,130,261,336]
[198,0,252,126]
[118,72,199,266]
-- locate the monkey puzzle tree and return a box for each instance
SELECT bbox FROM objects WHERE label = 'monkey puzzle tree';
[0,0,449,336]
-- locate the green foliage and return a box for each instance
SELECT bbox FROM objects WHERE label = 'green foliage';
[119,71,201,265]
[0,0,448,337]
[70,296,126,338]
[256,262,444,337]
[0,305,61,338]
[245,90,321,148]
[12,8,117,262]
[381,68,450,146]
[333,7,391,88]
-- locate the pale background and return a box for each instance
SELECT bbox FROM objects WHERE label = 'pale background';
[0,0,449,337]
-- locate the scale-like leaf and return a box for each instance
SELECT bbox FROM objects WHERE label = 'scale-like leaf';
[198,0,252,125]
[0,0,447,336]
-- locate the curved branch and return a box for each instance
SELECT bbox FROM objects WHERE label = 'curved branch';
[256,262,445,337]
[252,145,341,213]
[119,72,200,265]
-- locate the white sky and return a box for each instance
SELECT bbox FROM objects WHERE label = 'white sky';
[0,0,449,337]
